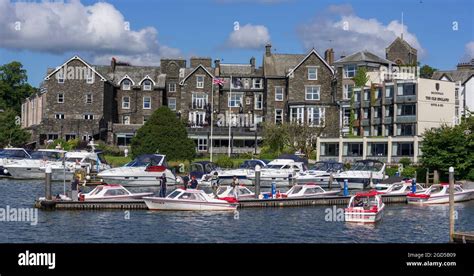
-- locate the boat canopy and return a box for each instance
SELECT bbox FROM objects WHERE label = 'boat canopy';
[30,150,64,161]
[277,154,308,166]
[350,160,384,172]
[0,148,31,159]
[125,154,165,167]
[312,161,344,172]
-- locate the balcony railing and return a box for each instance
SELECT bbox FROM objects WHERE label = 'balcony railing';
[395,115,417,123]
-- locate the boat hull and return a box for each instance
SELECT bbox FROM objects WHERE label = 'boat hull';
[345,207,384,223]
[407,192,472,205]
[144,198,237,211]
[5,166,45,179]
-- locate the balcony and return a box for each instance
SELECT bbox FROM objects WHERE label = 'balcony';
[384,117,393,124]
[384,98,393,105]
[361,119,370,126]
[395,115,417,123]
[372,118,382,124]
[395,95,416,103]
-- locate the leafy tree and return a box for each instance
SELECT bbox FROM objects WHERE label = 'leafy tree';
[262,122,288,155]
[130,107,195,161]
[0,109,30,147]
[419,64,437,79]
[420,116,474,180]
[0,62,36,114]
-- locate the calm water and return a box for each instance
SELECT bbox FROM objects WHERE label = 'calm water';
[0,178,473,243]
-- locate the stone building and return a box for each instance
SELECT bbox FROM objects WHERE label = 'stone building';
[385,36,418,65]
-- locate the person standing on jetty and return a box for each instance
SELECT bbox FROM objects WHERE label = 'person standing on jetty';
[189,175,198,189]
[159,173,167,197]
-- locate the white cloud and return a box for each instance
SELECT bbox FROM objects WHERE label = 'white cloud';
[225,24,271,49]
[463,41,474,60]
[297,5,425,61]
[0,0,180,64]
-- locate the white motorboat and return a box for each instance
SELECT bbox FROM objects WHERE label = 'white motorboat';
[345,190,385,223]
[335,159,388,190]
[143,188,238,211]
[4,149,66,179]
[262,183,340,199]
[208,185,255,200]
[40,151,110,181]
[376,180,426,195]
[0,148,32,177]
[210,159,268,186]
[294,161,344,188]
[97,154,176,187]
[79,184,153,200]
[407,184,474,205]
[247,159,306,186]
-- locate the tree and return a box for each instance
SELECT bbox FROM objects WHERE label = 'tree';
[262,122,288,155]
[0,109,30,147]
[349,67,369,135]
[130,107,195,161]
[0,62,36,114]
[419,64,437,79]
[420,116,474,180]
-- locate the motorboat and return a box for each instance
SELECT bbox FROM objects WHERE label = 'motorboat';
[247,159,306,187]
[40,151,110,181]
[344,190,385,223]
[0,148,32,177]
[262,184,340,199]
[407,184,474,205]
[97,154,176,186]
[189,161,219,185]
[207,185,255,200]
[375,180,426,195]
[334,159,388,190]
[143,188,238,211]
[207,159,268,186]
[79,184,153,200]
[294,161,344,188]
[4,149,66,179]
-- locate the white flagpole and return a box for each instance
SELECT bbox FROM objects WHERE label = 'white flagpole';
[228,76,232,157]
[210,79,214,162]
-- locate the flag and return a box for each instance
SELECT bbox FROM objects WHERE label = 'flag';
[213,78,225,86]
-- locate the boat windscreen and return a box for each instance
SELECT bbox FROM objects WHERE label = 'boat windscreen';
[167,190,182,199]
[126,155,164,167]
[266,164,283,169]
[313,162,329,171]
[30,151,63,161]
[0,149,29,158]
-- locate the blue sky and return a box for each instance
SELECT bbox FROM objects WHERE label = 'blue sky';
[0,0,472,87]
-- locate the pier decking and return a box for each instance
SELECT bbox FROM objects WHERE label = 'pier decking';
[452,232,474,244]
[35,194,408,210]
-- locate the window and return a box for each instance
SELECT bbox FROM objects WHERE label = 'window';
[399,104,416,116]
[82,135,92,142]
[143,80,152,91]
[354,91,361,102]
[375,88,381,99]
[374,107,382,118]
[363,90,370,101]
[122,97,130,109]
[397,83,416,96]
[455,87,459,100]
[254,93,263,110]
[228,93,243,107]
[396,142,414,156]
[196,76,204,88]
[398,124,416,136]
[55,113,64,120]
[385,126,393,136]
[57,71,64,83]
[307,107,325,127]
[192,93,208,109]
[252,78,262,89]
[143,97,151,109]
[343,84,353,100]
[168,98,176,111]
[305,86,320,100]
[122,79,131,90]
[86,70,94,84]
[57,93,64,103]
[65,134,76,141]
[143,116,149,124]
[385,106,393,117]
[47,134,59,140]
[123,115,130,125]
[347,143,363,156]
[117,133,134,146]
[363,108,369,119]
[85,93,93,104]
[321,143,339,156]
[385,86,393,98]
[275,109,283,124]
[169,83,176,92]
[290,107,304,124]
[344,64,356,78]
[370,143,387,156]
[363,127,370,136]
[197,138,208,152]
[307,67,318,80]
[231,77,243,89]
[83,114,94,120]
[275,87,284,101]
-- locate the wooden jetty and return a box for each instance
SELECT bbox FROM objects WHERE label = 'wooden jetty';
[452,232,474,244]
[35,194,407,210]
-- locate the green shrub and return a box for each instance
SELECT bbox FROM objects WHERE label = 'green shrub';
[402,166,417,178]
[466,169,474,181]
[385,166,399,177]
[399,157,412,168]
[215,155,234,168]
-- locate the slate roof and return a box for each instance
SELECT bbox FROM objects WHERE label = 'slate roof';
[95,65,166,88]
[386,37,417,53]
[263,53,306,77]
[432,70,474,84]
[333,51,394,66]
[219,64,263,76]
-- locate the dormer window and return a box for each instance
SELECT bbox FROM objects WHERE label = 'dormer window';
[143,80,152,91]
[122,79,131,90]
[196,76,204,88]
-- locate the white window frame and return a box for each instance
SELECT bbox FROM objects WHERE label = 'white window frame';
[307,67,318,80]
[143,80,152,91]
[196,75,204,88]
[290,106,304,124]
[122,79,131,91]
[55,113,64,120]
[344,64,356,78]
[123,115,130,125]
[169,83,176,92]
[122,96,130,109]
[305,85,320,101]
[86,70,94,84]
[307,107,325,127]
[197,138,208,152]
[228,93,243,108]
[168,98,176,111]
[275,87,284,101]
[57,93,64,103]
[252,78,262,89]
[57,71,65,83]
[275,109,283,124]
[254,93,263,110]
[143,96,151,109]
[343,84,353,100]
[192,93,208,109]
[83,114,94,120]
[85,93,93,104]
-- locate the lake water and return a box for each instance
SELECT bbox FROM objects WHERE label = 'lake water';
[0,179,473,243]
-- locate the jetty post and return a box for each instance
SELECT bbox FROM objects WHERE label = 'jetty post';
[45,165,52,200]
[254,165,261,199]
[328,173,333,190]
[449,166,455,242]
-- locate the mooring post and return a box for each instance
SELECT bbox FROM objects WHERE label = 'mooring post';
[45,165,52,200]
[255,165,261,199]
[434,170,439,184]
[328,173,333,190]
[449,166,455,243]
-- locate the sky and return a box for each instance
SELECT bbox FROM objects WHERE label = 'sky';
[0,0,473,87]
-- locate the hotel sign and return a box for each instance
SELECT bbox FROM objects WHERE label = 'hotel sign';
[425,84,450,107]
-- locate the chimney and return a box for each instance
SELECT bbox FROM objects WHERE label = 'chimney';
[250,57,256,68]
[324,48,334,65]
[111,57,116,72]
[265,44,272,57]
[214,59,221,75]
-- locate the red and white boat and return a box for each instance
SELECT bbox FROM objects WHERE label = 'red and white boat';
[143,189,238,211]
[345,190,385,223]
[407,184,474,205]
[80,184,153,200]
[208,185,255,200]
[376,180,426,195]
[261,183,340,199]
